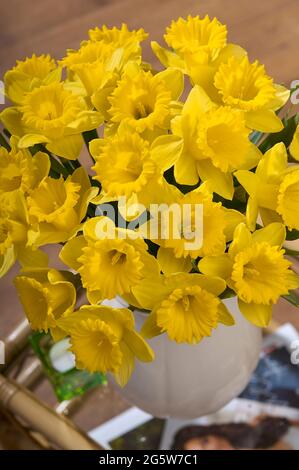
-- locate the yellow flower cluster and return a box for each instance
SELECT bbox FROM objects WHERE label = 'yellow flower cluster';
[1,16,298,386]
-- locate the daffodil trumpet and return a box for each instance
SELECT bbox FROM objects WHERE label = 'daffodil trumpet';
[1,15,298,387]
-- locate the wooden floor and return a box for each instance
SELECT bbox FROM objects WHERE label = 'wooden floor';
[1,0,299,448]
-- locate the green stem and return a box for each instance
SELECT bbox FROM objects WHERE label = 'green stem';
[49,156,70,178]
[0,133,10,150]
[284,247,299,257]
[283,291,299,308]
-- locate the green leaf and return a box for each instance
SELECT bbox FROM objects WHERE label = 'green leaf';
[220,287,236,299]
[286,228,299,241]
[284,247,299,257]
[283,291,299,308]
[0,132,11,150]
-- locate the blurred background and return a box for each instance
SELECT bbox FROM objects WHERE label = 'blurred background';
[1,0,299,450]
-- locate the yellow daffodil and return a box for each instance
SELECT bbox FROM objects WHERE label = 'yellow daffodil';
[14,269,77,340]
[171,85,262,199]
[62,25,148,117]
[57,304,154,386]
[108,63,183,134]
[214,56,289,132]
[289,123,299,162]
[131,272,234,344]
[0,190,47,277]
[90,125,183,198]
[0,82,103,159]
[152,15,246,99]
[0,139,49,195]
[235,142,299,231]
[156,184,244,269]
[88,23,148,48]
[59,217,160,304]
[199,223,299,327]
[4,54,61,105]
[27,167,98,245]
[61,40,117,97]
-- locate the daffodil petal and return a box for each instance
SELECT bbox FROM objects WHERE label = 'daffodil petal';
[239,143,262,170]
[0,247,16,278]
[190,273,226,296]
[251,222,286,247]
[258,143,288,179]
[198,255,233,280]
[218,302,235,326]
[151,41,185,69]
[59,236,86,270]
[183,84,215,119]
[150,134,183,172]
[19,133,50,148]
[269,84,290,111]
[0,107,24,136]
[18,247,48,268]
[47,134,83,160]
[114,342,134,388]
[223,208,245,241]
[229,223,252,257]
[259,207,282,226]
[157,247,192,275]
[246,197,259,231]
[157,68,184,100]
[290,132,299,161]
[197,159,234,200]
[245,109,283,133]
[123,329,154,362]
[238,299,272,327]
[132,277,168,310]
[174,151,199,185]
[234,170,258,196]
[140,311,162,339]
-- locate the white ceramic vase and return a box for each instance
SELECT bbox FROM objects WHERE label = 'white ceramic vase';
[114,297,262,419]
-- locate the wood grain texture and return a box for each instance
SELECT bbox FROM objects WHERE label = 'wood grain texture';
[1,0,299,86]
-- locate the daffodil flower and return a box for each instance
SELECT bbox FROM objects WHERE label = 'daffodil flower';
[151,14,246,99]
[171,85,262,199]
[108,62,184,135]
[14,269,77,340]
[59,217,160,304]
[0,82,103,160]
[0,137,50,195]
[235,142,299,231]
[214,56,289,132]
[61,24,148,115]
[27,167,98,245]
[4,54,61,105]
[131,272,234,344]
[199,223,299,327]
[0,190,48,278]
[57,305,154,386]
[155,183,244,271]
[90,124,183,199]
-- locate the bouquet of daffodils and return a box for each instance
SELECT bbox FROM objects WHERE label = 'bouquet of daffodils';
[1,15,299,386]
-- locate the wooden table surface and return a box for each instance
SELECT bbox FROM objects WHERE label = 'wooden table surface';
[1,0,299,447]
[1,0,299,86]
